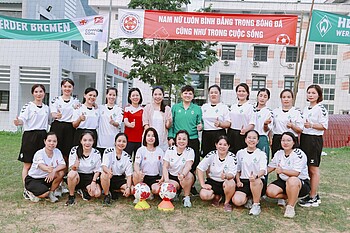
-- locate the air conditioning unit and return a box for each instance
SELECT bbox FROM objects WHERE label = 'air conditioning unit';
[223,60,230,66]
[252,61,260,67]
[287,64,294,69]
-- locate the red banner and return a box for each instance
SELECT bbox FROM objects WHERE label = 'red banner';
[144,10,297,45]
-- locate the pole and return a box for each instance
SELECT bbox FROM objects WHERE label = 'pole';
[103,0,113,96]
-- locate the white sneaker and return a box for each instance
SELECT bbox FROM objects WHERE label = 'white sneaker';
[27,190,40,203]
[23,189,30,200]
[61,184,69,194]
[183,196,192,208]
[133,198,139,204]
[244,198,253,209]
[277,199,286,207]
[284,205,295,218]
[53,186,62,198]
[249,203,261,216]
[48,191,58,203]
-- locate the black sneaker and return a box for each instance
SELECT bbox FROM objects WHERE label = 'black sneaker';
[315,194,321,204]
[77,189,91,201]
[65,195,76,206]
[190,186,199,196]
[299,195,319,207]
[103,194,111,205]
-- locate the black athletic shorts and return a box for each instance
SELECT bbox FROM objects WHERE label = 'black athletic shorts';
[235,178,267,197]
[25,175,52,196]
[110,175,126,191]
[205,177,224,196]
[50,121,75,157]
[18,130,46,163]
[300,133,323,167]
[271,177,310,198]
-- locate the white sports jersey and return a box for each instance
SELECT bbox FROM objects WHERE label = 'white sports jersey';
[68,146,101,174]
[102,147,133,176]
[237,148,267,179]
[134,146,164,176]
[229,102,256,130]
[254,106,273,136]
[202,103,230,131]
[50,96,80,122]
[28,148,65,179]
[18,102,49,131]
[272,107,303,136]
[302,103,328,136]
[97,104,123,148]
[197,150,237,182]
[72,104,99,129]
[268,148,309,181]
[163,146,195,176]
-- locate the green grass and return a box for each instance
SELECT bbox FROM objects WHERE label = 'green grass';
[0,131,349,233]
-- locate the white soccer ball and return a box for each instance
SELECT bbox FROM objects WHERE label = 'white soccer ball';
[133,183,151,200]
[159,182,177,201]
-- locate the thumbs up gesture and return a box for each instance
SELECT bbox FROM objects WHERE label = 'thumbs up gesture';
[13,116,22,126]
[304,119,312,128]
[240,125,246,135]
[214,117,220,128]
[130,119,136,128]
[109,115,115,126]
[56,109,62,120]
[264,117,271,125]
[276,164,283,174]
[80,113,86,122]
[287,119,293,129]
[249,171,256,182]
[221,171,226,180]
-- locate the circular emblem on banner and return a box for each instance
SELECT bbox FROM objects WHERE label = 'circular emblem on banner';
[276,34,291,45]
[120,13,141,34]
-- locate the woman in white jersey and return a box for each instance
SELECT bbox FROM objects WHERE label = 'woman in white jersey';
[133,127,164,201]
[271,89,303,156]
[163,130,195,208]
[24,132,66,203]
[143,86,172,151]
[14,84,49,199]
[201,84,230,157]
[197,135,237,212]
[72,87,99,148]
[101,133,133,205]
[266,132,310,218]
[228,83,256,154]
[65,131,102,206]
[96,87,123,156]
[299,85,328,207]
[50,78,80,163]
[232,130,267,216]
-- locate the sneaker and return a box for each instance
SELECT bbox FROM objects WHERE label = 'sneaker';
[61,184,69,194]
[299,195,318,207]
[133,198,139,204]
[277,199,286,207]
[244,198,253,209]
[315,194,321,204]
[223,203,233,212]
[27,190,40,203]
[47,191,58,203]
[23,189,30,200]
[190,186,199,196]
[103,194,112,205]
[249,203,261,216]
[211,195,222,207]
[77,189,91,201]
[284,205,295,218]
[183,196,192,208]
[53,187,62,198]
[65,195,76,206]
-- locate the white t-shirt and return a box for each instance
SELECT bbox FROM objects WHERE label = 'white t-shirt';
[254,106,273,136]
[151,110,168,151]
[163,146,195,176]
[68,146,101,174]
[302,103,328,136]
[50,96,80,122]
[229,102,256,130]
[134,146,164,176]
[268,148,309,181]
[272,107,304,136]
[236,148,267,179]
[72,104,99,129]
[28,148,66,179]
[197,150,237,182]
[97,104,123,148]
[18,102,49,131]
[201,102,230,131]
[102,147,133,176]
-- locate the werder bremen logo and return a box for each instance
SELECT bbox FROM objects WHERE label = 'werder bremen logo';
[316,15,332,37]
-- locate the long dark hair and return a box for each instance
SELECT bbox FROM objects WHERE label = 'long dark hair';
[76,130,95,160]
[152,86,166,113]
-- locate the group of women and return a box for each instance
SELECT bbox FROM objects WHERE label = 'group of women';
[15,79,328,218]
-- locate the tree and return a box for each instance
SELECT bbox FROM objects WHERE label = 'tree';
[108,0,218,92]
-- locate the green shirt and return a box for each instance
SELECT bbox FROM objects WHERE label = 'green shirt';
[168,102,202,139]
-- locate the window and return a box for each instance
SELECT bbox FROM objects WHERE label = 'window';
[284,76,295,91]
[221,45,236,60]
[323,88,335,101]
[315,44,338,55]
[313,74,336,85]
[286,47,298,63]
[252,75,266,91]
[0,91,9,111]
[323,104,334,114]
[253,46,268,62]
[71,41,81,51]
[314,58,337,71]
[220,74,234,90]
[82,41,91,56]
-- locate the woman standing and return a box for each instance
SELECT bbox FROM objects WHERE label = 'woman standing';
[14,84,49,199]
[228,83,256,154]
[201,84,230,157]
[72,87,99,147]
[299,85,328,207]
[123,88,144,157]
[143,86,172,151]
[97,87,123,156]
[271,89,303,156]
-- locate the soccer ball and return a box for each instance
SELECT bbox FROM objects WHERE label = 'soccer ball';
[159,183,177,201]
[133,183,151,200]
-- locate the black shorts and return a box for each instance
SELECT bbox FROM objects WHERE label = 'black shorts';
[73,129,98,147]
[76,173,98,190]
[236,178,267,197]
[143,175,161,188]
[206,177,224,196]
[125,142,141,159]
[25,175,52,196]
[50,121,75,157]
[169,173,180,185]
[271,177,310,198]
[18,130,47,163]
[300,133,323,167]
[272,134,299,158]
[201,129,226,158]
[227,128,246,155]
[188,138,200,173]
[110,175,126,191]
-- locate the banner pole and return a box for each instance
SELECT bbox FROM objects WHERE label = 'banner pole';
[103,0,113,95]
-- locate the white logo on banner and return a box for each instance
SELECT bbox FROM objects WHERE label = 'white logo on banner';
[117,9,144,38]
[316,16,332,37]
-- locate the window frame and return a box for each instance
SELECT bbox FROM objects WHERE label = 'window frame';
[0,90,10,111]
[251,75,266,91]
[221,44,236,61]
[253,46,268,62]
[220,74,234,90]
[286,46,298,63]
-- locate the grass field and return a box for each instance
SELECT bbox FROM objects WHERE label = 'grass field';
[0,131,349,233]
